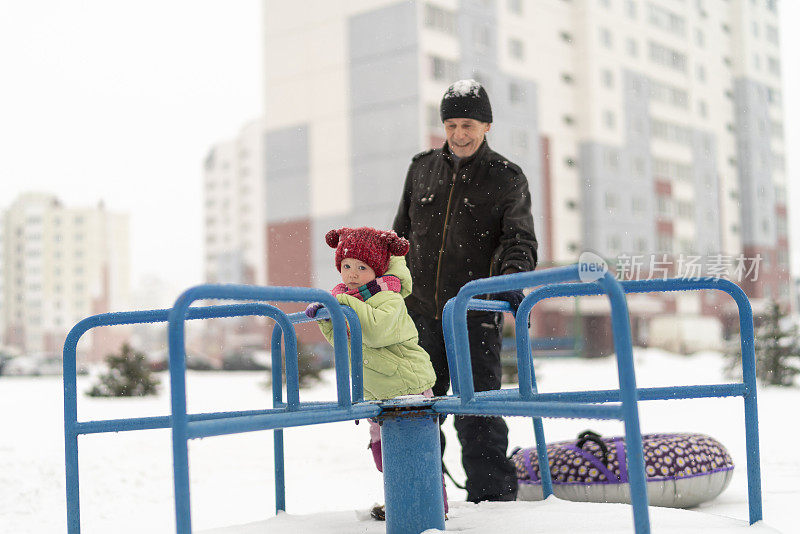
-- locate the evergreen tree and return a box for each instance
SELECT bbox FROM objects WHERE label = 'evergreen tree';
[87,344,161,397]
[266,342,324,389]
[296,343,323,387]
[727,300,800,387]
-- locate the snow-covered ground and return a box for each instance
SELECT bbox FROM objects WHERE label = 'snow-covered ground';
[1,349,796,533]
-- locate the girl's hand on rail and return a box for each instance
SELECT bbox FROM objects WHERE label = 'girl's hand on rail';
[305,302,324,318]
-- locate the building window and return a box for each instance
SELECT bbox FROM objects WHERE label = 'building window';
[625,0,636,18]
[698,100,708,118]
[676,200,694,219]
[766,87,781,106]
[766,24,779,45]
[626,38,638,57]
[424,104,440,130]
[603,110,616,130]
[599,28,613,48]
[424,4,456,35]
[657,196,672,217]
[648,41,687,72]
[651,118,692,146]
[766,0,777,13]
[604,149,619,171]
[632,157,645,178]
[509,37,525,60]
[773,152,785,170]
[509,82,525,104]
[695,29,704,47]
[767,56,781,76]
[607,234,621,254]
[657,233,672,253]
[511,129,529,150]
[695,64,706,82]
[775,185,786,203]
[649,79,688,108]
[605,192,617,211]
[507,0,523,15]
[474,24,491,50]
[771,120,784,140]
[430,56,458,81]
[601,69,614,88]
[647,3,686,36]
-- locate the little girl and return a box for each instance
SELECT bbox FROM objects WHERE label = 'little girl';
[305,226,445,518]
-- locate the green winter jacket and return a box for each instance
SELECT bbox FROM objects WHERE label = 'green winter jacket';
[318,256,436,401]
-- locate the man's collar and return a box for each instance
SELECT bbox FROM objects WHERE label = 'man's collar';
[443,139,488,172]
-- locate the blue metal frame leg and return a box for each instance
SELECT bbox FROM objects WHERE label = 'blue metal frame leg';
[65,428,80,533]
[531,417,553,497]
[381,411,446,534]
[274,429,286,513]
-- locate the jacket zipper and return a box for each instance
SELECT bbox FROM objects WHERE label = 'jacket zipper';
[434,172,457,319]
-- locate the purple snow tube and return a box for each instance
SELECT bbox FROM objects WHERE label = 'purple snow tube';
[511,431,734,508]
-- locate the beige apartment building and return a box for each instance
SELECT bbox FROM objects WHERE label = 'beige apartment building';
[205,0,789,354]
[1,193,130,360]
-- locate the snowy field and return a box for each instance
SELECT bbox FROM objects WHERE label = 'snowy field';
[1,349,797,533]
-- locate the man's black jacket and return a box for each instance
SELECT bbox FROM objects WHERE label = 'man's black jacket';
[393,140,538,319]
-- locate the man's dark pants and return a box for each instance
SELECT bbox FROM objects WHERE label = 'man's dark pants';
[410,310,518,502]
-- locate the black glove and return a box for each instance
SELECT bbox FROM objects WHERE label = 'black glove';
[490,289,525,315]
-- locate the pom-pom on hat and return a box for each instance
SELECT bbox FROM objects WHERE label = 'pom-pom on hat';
[440,79,493,124]
[325,227,410,277]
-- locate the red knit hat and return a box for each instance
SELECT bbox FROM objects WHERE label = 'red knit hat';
[325,227,410,276]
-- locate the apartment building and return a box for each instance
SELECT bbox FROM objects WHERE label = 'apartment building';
[210,0,787,351]
[202,120,271,357]
[203,119,267,287]
[0,193,130,359]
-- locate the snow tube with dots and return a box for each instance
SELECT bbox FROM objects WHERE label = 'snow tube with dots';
[511,431,734,508]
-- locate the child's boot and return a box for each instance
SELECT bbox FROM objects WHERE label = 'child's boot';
[369,439,383,472]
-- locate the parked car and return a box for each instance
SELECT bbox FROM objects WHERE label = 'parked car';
[221,350,270,371]
[3,353,63,376]
[0,352,14,375]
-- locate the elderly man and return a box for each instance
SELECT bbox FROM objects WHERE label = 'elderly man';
[393,79,538,503]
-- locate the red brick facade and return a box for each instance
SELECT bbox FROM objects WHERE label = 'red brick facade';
[267,219,323,344]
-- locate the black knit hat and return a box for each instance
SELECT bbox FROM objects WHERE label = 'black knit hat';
[440,79,493,123]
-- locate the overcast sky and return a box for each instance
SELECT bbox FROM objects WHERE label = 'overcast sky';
[0,0,262,290]
[1,1,799,296]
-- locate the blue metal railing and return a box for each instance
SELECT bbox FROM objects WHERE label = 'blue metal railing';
[63,293,369,534]
[511,277,761,525]
[62,266,763,534]
[440,272,761,529]
[440,264,650,532]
